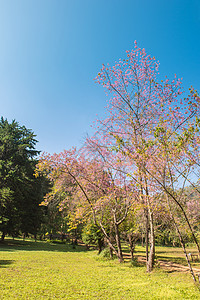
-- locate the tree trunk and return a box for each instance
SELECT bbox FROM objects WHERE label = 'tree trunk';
[145,209,149,262]
[97,238,104,254]
[1,232,5,242]
[128,234,135,261]
[150,170,200,257]
[99,222,118,258]
[141,232,144,247]
[109,245,113,258]
[167,191,200,257]
[139,175,150,263]
[143,176,155,273]
[114,221,124,263]
[167,196,196,282]
[146,210,155,273]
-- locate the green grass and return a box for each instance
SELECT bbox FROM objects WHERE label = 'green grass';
[123,243,200,266]
[0,239,200,299]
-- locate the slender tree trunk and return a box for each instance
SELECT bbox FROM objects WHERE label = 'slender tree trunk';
[145,209,149,261]
[61,233,65,242]
[128,234,135,261]
[1,232,5,242]
[148,167,200,257]
[99,220,124,262]
[144,178,155,273]
[97,238,103,254]
[139,173,151,264]
[146,209,155,272]
[139,179,149,261]
[167,197,196,282]
[166,189,200,257]
[99,222,118,258]
[114,220,124,263]
[109,245,113,258]
[141,232,144,247]
[178,199,200,257]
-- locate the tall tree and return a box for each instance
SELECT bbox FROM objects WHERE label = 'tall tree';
[0,117,43,240]
[95,41,200,274]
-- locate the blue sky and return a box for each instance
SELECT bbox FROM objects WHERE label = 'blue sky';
[0,0,199,153]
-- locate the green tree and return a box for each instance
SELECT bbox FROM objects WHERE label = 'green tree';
[82,219,104,254]
[0,117,43,240]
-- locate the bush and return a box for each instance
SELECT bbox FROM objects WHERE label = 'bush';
[98,247,113,260]
[129,256,141,267]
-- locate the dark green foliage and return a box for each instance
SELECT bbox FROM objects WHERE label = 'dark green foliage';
[39,201,69,240]
[82,220,104,253]
[98,247,113,259]
[0,117,46,239]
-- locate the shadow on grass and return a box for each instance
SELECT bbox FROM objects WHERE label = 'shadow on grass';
[0,239,88,253]
[130,249,146,254]
[155,251,176,254]
[157,255,186,265]
[165,269,180,274]
[121,249,146,255]
[0,259,14,268]
[129,260,145,268]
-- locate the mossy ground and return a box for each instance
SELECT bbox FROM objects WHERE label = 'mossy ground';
[0,238,200,299]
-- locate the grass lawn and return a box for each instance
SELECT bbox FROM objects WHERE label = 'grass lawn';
[0,239,200,299]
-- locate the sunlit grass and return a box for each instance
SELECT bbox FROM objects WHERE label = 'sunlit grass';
[135,245,190,265]
[122,243,200,266]
[0,238,200,299]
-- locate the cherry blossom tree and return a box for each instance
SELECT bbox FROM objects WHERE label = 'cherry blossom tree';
[36,147,137,263]
[95,41,200,275]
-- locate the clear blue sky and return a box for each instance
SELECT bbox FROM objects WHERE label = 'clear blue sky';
[0,0,199,153]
